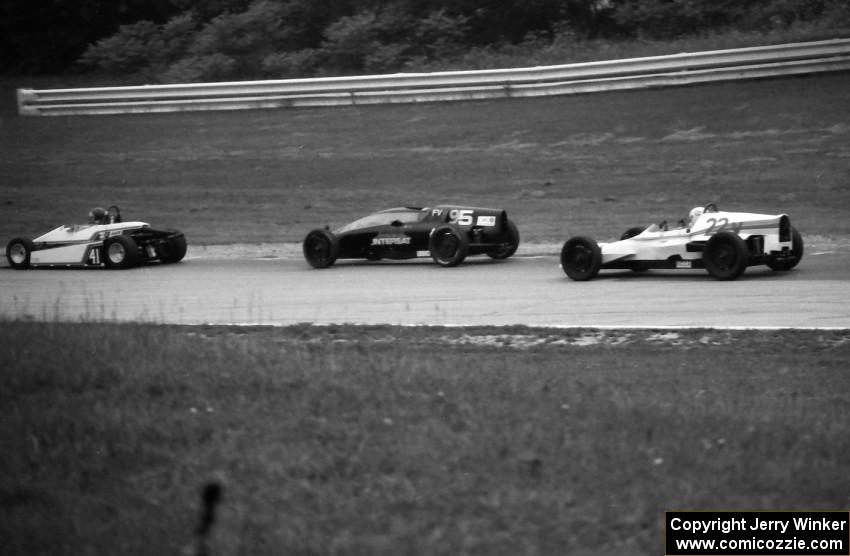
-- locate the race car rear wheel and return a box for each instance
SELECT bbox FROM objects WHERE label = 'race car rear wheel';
[560,236,602,281]
[6,237,35,269]
[703,231,748,280]
[104,235,141,269]
[766,227,804,271]
[157,232,188,264]
[486,219,520,259]
[429,224,469,267]
[303,229,339,269]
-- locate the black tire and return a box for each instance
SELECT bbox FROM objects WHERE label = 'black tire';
[486,219,520,259]
[703,231,749,280]
[560,236,602,281]
[303,229,339,269]
[104,235,141,269]
[766,227,804,271]
[157,232,187,264]
[620,226,645,240]
[429,224,469,267]
[6,237,35,269]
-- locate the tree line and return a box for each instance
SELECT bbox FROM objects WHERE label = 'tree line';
[3,0,848,79]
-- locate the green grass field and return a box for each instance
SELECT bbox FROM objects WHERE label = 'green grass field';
[2,322,850,555]
[2,69,850,555]
[2,72,849,245]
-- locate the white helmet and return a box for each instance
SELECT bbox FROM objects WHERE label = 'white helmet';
[688,207,704,223]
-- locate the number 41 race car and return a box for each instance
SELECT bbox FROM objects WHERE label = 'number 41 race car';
[303,204,520,268]
[561,203,804,281]
[5,205,187,269]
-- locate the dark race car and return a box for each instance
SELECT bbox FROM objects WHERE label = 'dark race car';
[303,205,520,268]
[5,205,187,269]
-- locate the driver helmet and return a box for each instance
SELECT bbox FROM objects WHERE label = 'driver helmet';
[688,206,704,225]
[88,206,107,224]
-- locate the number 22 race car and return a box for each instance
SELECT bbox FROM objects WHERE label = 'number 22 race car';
[303,205,520,268]
[5,205,187,269]
[561,203,804,281]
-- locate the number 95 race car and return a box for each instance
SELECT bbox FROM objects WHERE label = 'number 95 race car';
[5,205,187,269]
[560,203,804,281]
[303,204,520,268]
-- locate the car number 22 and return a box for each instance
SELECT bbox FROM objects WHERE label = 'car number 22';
[704,217,742,235]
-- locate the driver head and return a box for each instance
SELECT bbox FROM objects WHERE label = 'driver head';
[88,206,107,224]
[688,207,704,223]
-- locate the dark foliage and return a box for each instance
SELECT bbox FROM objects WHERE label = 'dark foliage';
[0,0,176,74]
[3,0,849,77]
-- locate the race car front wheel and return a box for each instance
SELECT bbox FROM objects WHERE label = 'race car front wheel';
[104,235,141,269]
[6,237,35,269]
[303,229,339,269]
[560,236,602,281]
[429,225,469,267]
[703,231,749,280]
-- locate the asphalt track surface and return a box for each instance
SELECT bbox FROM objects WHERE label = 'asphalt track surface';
[2,244,849,329]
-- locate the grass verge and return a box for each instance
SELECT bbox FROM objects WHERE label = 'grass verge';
[2,321,849,555]
[2,71,849,247]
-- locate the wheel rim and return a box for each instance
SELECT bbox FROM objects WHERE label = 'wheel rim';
[712,244,737,271]
[108,242,126,263]
[435,232,459,259]
[9,243,26,264]
[308,236,331,263]
[566,244,593,272]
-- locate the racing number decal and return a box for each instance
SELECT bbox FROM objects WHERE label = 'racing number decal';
[704,218,742,234]
[434,208,488,226]
[448,209,474,226]
[704,217,728,234]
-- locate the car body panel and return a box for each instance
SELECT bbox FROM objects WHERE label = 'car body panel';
[561,205,802,280]
[599,211,792,266]
[27,222,152,266]
[6,207,186,269]
[33,221,148,244]
[335,205,512,260]
[305,204,518,267]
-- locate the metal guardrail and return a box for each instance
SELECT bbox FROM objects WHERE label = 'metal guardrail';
[17,38,850,116]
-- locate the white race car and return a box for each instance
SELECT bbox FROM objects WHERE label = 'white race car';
[5,205,187,269]
[561,203,804,281]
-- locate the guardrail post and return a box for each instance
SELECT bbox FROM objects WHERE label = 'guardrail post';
[16,89,40,116]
